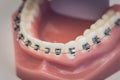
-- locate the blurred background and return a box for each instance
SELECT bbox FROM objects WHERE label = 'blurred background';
[0,0,120,80]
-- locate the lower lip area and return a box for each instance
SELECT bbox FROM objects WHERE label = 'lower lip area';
[12,4,120,80]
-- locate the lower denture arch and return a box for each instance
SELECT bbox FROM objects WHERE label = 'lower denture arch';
[13,0,120,80]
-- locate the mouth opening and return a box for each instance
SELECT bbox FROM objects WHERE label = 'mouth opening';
[30,1,95,43]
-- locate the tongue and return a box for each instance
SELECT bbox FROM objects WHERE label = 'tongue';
[31,3,94,43]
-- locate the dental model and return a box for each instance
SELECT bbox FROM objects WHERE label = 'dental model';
[12,0,120,80]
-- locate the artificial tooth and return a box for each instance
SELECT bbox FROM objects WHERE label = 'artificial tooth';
[97,26,109,38]
[95,19,105,28]
[106,10,115,17]
[24,40,32,46]
[83,29,91,36]
[90,24,97,30]
[102,10,115,21]
[76,36,88,50]
[85,30,98,44]
[42,42,53,54]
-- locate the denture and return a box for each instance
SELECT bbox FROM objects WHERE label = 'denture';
[12,0,120,80]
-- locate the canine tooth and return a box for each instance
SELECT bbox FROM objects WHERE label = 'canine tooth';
[65,41,76,59]
[85,30,98,44]
[76,36,88,51]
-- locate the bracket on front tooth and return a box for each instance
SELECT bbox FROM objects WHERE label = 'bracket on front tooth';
[69,48,76,54]
[55,48,61,55]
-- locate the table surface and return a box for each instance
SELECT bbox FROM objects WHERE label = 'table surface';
[0,0,120,80]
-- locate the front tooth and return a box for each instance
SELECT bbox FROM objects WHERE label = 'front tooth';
[42,42,53,54]
[52,43,64,56]
[65,41,76,59]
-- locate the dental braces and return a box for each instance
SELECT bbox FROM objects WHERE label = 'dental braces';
[13,0,120,56]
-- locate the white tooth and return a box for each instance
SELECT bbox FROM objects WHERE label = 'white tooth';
[95,19,105,28]
[65,41,76,59]
[96,26,109,38]
[90,24,97,30]
[75,36,87,51]
[85,30,97,45]
[52,43,65,56]
[83,29,91,36]
[42,42,53,54]
[106,10,115,17]
[110,12,120,27]
[102,10,115,21]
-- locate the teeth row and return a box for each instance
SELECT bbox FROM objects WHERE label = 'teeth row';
[14,0,120,59]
